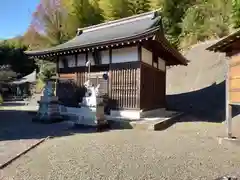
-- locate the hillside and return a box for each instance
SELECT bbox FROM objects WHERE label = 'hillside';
[166,40,228,122]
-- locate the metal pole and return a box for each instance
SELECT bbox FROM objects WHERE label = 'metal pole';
[225,56,232,138]
[88,61,91,81]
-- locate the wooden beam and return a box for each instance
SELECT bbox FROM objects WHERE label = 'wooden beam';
[75,54,78,67]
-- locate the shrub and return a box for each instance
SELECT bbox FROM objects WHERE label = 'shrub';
[0,94,3,105]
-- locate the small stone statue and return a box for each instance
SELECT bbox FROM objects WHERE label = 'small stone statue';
[33,80,62,123]
[43,81,54,98]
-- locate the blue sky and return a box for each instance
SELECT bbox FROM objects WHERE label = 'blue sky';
[0,0,40,39]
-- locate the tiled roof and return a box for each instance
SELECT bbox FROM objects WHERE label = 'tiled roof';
[25,10,188,65]
[25,11,161,56]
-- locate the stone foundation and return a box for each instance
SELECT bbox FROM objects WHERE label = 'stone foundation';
[33,96,63,123]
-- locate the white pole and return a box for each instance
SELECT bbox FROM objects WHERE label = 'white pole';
[225,56,232,138]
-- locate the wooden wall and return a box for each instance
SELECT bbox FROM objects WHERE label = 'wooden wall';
[76,71,108,96]
[57,44,168,110]
[109,62,140,110]
[59,62,140,110]
[229,55,240,104]
[140,62,166,110]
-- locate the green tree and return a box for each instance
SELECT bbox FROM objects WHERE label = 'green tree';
[100,0,131,20]
[0,41,36,78]
[180,0,231,49]
[150,0,164,10]
[0,67,17,82]
[36,60,56,82]
[128,0,151,15]
[100,0,151,21]
[151,0,205,48]
[161,0,196,48]
[23,25,49,50]
[231,0,240,29]
[71,0,104,30]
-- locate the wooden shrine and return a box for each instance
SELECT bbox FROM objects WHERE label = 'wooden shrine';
[25,10,188,119]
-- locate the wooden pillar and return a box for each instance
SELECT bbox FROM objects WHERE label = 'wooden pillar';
[137,44,142,109]
[109,48,112,98]
[55,56,59,96]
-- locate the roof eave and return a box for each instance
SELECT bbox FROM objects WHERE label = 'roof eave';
[207,30,240,52]
[155,35,188,66]
[25,27,160,57]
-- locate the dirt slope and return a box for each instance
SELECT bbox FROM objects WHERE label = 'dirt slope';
[166,40,230,121]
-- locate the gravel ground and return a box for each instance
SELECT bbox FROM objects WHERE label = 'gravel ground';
[1,115,240,180]
[166,41,227,121]
[0,110,72,169]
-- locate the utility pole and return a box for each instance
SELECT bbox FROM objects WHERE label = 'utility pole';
[225,55,233,138]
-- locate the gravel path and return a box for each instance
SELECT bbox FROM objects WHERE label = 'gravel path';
[1,115,240,180]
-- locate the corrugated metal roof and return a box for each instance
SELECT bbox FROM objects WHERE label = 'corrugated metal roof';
[206,29,240,52]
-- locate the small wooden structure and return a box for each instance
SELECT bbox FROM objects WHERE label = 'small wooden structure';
[207,29,240,137]
[25,10,188,119]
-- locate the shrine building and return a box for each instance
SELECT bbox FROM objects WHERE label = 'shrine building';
[25,10,188,119]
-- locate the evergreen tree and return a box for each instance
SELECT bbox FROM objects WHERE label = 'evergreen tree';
[231,0,240,29]
[128,0,151,15]
[71,0,104,29]
[100,0,131,20]
[0,42,36,78]
[180,0,231,49]
[150,0,164,10]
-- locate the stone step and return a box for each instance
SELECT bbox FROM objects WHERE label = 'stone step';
[107,112,185,131]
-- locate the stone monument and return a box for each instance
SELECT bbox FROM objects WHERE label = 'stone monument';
[32,80,63,123]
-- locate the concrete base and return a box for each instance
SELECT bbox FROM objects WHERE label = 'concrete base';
[60,106,107,127]
[60,106,183,131]
[110,108,167,120]
[107,112,184,130]
[217,136,240,146]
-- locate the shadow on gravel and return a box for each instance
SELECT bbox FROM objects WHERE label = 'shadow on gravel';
[167,80,240,124]
[0,110,74,141]
[0,110,130,141]
[1,102,27,107]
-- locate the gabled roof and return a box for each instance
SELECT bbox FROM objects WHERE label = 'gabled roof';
[25,10,188,65]
[206,29,240,52]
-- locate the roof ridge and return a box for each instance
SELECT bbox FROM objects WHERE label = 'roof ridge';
[77,10,161,34]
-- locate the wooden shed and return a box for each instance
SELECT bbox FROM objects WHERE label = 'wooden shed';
[207,29,240,137]
[207,30,240,105]
[25,10,188,119]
